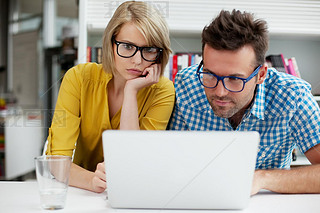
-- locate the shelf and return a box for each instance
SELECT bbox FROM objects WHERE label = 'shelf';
[79,0,320,64]
[314,96,320,102]
[85,0,320,37]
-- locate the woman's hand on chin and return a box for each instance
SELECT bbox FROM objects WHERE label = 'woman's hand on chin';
[125,63,161,93]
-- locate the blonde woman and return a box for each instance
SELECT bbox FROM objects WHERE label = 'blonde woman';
[45,1,174,193]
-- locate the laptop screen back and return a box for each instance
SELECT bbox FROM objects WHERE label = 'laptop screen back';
[103,130,259,210]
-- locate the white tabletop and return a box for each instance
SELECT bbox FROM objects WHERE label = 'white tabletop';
[1,181,320,213]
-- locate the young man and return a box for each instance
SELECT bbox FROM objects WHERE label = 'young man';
[169,10,320,195]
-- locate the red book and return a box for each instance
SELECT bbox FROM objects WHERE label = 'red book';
[172,55,178,82]
[86,47,92,62]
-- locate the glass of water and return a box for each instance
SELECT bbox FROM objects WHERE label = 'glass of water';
[35,155,71,210]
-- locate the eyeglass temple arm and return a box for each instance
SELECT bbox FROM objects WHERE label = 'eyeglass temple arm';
[196,60,203,73]
[245,65,262,82]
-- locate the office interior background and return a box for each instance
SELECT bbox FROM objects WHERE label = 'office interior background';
[0,0,319,181]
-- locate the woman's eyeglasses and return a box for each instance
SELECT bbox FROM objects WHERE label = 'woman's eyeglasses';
[114,40,163,62]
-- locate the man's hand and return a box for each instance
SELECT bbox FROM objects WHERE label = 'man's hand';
[251,170,265,195]
[251,164,320,195]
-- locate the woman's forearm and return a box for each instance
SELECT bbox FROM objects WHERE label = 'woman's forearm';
[120,88,140,130]
[69,163,96,191]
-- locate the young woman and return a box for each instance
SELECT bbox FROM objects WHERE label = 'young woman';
[45,1,174,193]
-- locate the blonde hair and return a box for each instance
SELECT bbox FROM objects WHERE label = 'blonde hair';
[102,1,171,75]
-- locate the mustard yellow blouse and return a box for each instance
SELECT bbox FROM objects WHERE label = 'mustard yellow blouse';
[46,63,175,171]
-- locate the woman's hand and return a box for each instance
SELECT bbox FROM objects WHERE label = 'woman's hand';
[90,162,107,193]
[69,162,106,193]
[125,63,161,93]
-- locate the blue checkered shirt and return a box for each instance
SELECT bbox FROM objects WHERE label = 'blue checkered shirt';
[169,64,320,169]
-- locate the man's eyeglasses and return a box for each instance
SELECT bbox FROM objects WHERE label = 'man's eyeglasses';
[114,39,163,62]
[197,60,262,93]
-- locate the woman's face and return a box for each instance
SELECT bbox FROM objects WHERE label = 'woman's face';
[113,22,155,80]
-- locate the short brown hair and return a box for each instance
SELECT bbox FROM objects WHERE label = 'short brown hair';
[102,1,171,75]
[202,9,268,66]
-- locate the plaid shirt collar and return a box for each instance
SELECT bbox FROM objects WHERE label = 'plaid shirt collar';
[251,82,266,120]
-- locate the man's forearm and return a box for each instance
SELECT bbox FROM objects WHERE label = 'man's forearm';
[255,164,320,194]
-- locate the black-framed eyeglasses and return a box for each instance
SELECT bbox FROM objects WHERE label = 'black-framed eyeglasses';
[114,39,163,62]
[197,60,262,92]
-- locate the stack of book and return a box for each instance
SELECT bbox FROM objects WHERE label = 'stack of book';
[266,54,301,78]
[86,46,103,64]
[165,53,202,82]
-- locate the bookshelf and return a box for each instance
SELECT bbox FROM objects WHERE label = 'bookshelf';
[78,0,320,93]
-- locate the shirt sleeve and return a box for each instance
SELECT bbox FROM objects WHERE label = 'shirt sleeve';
[45,66,82,157]
[291,92,320,153]
[140,79,175,130]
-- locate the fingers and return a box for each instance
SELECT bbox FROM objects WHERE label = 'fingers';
[141,69,148,77]
[250,170,262,196]
[95,162,106,181]
[144,64,161,83]
[149,63,161,76]
[250,186,259,196]
[92,176,107,193]
[125,64,162,92]
[91,162,107,193]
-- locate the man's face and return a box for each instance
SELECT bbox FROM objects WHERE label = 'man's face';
[202,44,264,118]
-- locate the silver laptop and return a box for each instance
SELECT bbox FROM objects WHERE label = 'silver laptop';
[102,130,259,210]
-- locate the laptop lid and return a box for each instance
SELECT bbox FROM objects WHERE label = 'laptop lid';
[102,130,259,210]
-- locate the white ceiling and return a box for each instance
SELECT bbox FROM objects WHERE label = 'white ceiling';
[19,0,78,18]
